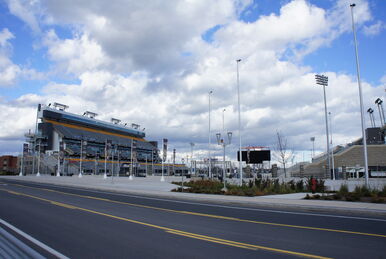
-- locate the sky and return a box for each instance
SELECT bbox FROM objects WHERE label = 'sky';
[0,0,385,165]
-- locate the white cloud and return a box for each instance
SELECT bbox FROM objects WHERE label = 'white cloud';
[1,0,383,162]
[5,0,41,33]
[363,21,385,36]
[0,28,45,86]
[43,30,107,76]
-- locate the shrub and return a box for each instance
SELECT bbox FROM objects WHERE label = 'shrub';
[345,193,360,202]
[338,184,349,195]
[378,185,386,197]
[296,180,304,192]
[371,197,385,203]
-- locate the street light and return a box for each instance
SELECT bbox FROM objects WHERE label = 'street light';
[367,108,375,127]
[208,90,213,178]
[315,74,331,179]
[190,142,195,176]
[216,131,232,191]
[375,98,385,126]
[329,112,335,180]
[236,59,243,185]
[310,137,315,160]
[36,138,41,177]
[222,108,226,131]
[350,3,369,186]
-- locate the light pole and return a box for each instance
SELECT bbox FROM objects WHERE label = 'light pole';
[117,148,120,178]
[56,144,61,177]
[19,146,24,176]
[208,90,213,178]
[161,139,167,182]
[79,140,85,178]
[130,140,134,180]
[236,59,243,185]
[329,112,336,180]
[216,131,232,191]
[315,74,331,179]
[111,145,115,183]
[104,141,107,179]
[190,142,195,176]
[367,108,375,127]
[350,3,369,186]
[222,108,226,131]
[375,98,385,126]
[152,149,154,176]
[310,137,315,160]
[36,138,41,177]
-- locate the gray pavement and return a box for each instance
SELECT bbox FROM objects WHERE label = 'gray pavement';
[2,175,386,216]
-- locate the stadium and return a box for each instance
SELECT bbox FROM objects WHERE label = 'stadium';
[22,103,189,177]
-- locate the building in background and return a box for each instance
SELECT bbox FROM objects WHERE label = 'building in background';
[24,103,188,176]
[0,156,18,175]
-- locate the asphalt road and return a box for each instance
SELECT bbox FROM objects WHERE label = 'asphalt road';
[0,179,385,259]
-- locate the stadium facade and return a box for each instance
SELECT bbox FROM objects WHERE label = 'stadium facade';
[23,103,188,176]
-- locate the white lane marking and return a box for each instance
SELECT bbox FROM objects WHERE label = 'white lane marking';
[0,218,69,259]
[7,180,386,223]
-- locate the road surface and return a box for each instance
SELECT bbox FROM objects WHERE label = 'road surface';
[0,179,385,258]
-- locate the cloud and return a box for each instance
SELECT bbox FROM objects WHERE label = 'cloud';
[5,0,41,34]
[37,0,251,76]
[363,21,385,36]
[1,0,383,164]
[0,28,45,86]
[0,28,20,86]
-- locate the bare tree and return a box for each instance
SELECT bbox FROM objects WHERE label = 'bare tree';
[274,131,294,178]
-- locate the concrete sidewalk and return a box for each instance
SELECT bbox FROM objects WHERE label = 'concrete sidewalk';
[1,175,386,216]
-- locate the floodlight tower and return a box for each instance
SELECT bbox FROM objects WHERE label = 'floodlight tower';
[375,98,385,126]
[216,131,232,191]
[350,3,369,186]
[315,74,331,179]
[328,112,335,180]
[208,90,213,178]
[236,59,243,185]
[367,108,375,127]
[190,142,195,175]
[310,137,315,160]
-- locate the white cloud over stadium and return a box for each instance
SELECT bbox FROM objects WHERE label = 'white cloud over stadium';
[0,0,385,163]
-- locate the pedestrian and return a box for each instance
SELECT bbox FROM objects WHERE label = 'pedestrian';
[311,177,317,194]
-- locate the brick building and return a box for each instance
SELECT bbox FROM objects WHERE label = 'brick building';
[0,155,18,175]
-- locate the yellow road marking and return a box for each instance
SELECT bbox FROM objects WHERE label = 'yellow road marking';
[166,230,331,259]
[8,183,386,239]
[0,187,331,259]
[166,231,257,250]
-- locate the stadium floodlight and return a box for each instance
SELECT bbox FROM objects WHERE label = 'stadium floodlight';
[208,90,213,179]
[111,118,121,124]
[83,111,98,119]
[350,3,369,187]
[367,108,375,127]
[310,137,315,159]
[53,102,69,111]
[190,142,195,176]
[328,112,335,180]
[375,98,385,125]
[315,74,331,179]
[236,59,243,186]
[216,131,232,191]
[131,123,140,129]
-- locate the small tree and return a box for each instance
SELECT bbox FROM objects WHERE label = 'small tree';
[274,131,294,178]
